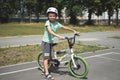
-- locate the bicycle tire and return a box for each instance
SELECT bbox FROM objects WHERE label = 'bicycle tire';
[36,52,44,71]
[68,56,88,78]
[36,52,52,72]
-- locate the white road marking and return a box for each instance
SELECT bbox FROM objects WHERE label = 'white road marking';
[85,52,113,59]
[97,52,120,62]
[98,56,120,62]
[0,67,37,76]
[0,61,36,69]
[111,52,120,55]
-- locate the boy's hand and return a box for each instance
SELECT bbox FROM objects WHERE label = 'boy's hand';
[60,36,65,40]
[74,31,80,35]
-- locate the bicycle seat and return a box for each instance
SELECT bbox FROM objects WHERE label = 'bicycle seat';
[52,43,58,47]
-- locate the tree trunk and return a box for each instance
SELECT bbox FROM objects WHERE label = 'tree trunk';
[20,0,24,22]
[108,10,112,26]
[108,15,111,26]
[116,8,119,26]
[21,12,24,22]
[35,12,39,22]
[29,9,32,23]
[86,9,93,25]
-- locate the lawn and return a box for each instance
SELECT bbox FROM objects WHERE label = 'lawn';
[0,22,120,37]
[0,41,108,66]
[0,23,44,37]
[109,36,120,39]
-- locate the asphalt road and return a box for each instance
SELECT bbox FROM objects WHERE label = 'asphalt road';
[0,48,120,80]
[0,31,120,80]
[0,31,120,48]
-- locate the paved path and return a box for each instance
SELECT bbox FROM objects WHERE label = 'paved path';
[79,31,120,48]
[0,31,120,48]
[0,31,120,80]
[0,48,120,80]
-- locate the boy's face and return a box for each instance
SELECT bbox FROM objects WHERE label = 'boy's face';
[48,13,57,22]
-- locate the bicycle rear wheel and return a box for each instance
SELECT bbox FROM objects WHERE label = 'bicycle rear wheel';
[36,52,56,72]
[68,56,88,78]
[36,52,44,72]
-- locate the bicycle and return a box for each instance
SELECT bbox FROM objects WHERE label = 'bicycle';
[36,34,88,78]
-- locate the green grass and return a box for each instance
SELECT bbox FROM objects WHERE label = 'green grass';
[0,42,108,66]
[0,22,120,37]
[109,36,120,39]
[0,23,44,37]
[0,45,40,66]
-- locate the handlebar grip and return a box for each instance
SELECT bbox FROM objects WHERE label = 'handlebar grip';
[65,37,69,39]
[75,33,80,36]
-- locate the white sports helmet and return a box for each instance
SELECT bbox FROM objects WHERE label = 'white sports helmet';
[46,7,58,16]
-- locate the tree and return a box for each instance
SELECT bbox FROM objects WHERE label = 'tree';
[34,0,44,22]
[104,0,114,25]
[65,0,85,25]
[24,0,37,23]
[101,0,120,25]
[94,0,103,25]
[0,0,18,23]
[82,0,103,25]
[25,0,66,23]
[113,0,120,26]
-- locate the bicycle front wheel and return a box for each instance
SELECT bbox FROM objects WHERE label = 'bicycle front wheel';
[68,56,88,78]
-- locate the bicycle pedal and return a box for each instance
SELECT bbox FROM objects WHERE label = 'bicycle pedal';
[50,61,57,64]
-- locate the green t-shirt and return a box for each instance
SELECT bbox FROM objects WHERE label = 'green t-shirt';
[42,20,62,43]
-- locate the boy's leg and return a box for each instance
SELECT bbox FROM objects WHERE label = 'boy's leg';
[43,58,54,80]
[41,41,54,79]
[41,41,53,75]
[44,58,49,75]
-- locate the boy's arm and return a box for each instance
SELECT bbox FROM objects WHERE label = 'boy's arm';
[47,26,65,39]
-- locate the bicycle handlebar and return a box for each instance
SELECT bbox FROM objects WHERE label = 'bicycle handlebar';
[65,33,80,48]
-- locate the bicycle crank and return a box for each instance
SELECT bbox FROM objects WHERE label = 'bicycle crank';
[50,59,60,67]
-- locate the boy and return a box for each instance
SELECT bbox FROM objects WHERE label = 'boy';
[42,7,78,80]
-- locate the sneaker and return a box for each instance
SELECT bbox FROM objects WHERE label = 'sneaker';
[45,74,54,80]
[41,72,46,78]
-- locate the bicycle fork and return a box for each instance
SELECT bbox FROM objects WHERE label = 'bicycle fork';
[70,49,78,68]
